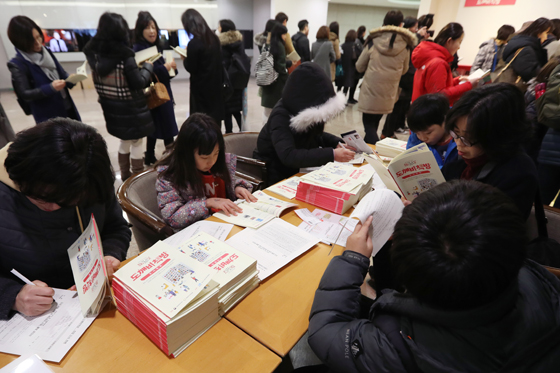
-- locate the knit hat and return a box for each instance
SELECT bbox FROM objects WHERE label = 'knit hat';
[282,62,346,133]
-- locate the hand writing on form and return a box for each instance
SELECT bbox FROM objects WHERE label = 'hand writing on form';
[14,280,55,317]
[346,216,374,258]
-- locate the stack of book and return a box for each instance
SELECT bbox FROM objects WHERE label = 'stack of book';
[112,233,259,357]
[296,163,373,214]
[375,138,408,158]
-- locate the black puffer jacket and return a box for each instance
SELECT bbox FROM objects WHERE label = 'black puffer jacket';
[220,30,247,114]
[538,128,560,167]
[83,39,154,140]
[503,34,548,82]
[309,251,560,373]
[292,31,311,62]
[0,146,131,319]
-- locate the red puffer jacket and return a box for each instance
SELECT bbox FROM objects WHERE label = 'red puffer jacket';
[411,41,472,105]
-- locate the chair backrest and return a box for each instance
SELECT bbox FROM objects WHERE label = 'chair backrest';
[223,132,259,158]
[117,170,174,252]
[527,205,560,243]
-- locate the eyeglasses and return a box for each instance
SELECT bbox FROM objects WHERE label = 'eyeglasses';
[449,130,478,147]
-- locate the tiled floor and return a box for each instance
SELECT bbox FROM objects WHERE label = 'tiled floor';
[0,77,408,258]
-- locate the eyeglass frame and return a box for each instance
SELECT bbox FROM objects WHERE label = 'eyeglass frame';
[449,130,478,147]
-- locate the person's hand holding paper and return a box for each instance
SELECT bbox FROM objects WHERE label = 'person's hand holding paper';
[346,216,374,258]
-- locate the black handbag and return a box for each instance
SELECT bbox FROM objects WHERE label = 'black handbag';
[527,191,560,268]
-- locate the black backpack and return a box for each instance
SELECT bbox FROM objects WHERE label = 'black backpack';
[227,51,251,90]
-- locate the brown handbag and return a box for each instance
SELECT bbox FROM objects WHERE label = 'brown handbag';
[146,74,170,109]
[493,47,528,92]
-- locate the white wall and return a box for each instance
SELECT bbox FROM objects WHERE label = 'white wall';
[418,0,560,66]
[272,0,330,44]
[217,0,254,29]
[328,3,417,42]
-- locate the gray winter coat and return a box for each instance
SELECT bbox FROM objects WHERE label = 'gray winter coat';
[311,39,335,80]
[309,251,560,372]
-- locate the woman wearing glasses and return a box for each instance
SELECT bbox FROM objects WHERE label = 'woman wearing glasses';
[442,83,538,220]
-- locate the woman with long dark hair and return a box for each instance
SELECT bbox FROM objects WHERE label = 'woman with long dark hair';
[341,29,359,104]
[261,24,289,122]
[254,19,276,54]
[133,11,178,165]
[7,16,81,124]
[328,21,342,84]
[181,9,224,124]
[84,12,154,180]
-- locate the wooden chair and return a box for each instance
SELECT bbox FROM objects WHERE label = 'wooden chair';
[117,169,174,252]
[527,204,560,279]
[223,132,267,190]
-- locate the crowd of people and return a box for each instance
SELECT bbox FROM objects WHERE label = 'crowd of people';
[3,7,560,372]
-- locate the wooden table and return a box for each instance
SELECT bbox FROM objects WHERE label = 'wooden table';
[223,189,349,357]
[0,306,281,372]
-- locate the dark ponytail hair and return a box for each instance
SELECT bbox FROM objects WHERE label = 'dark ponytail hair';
[134,11,160,46]
[157,113,232,199]
[520,17,552,38]
[434,22,464,47]
[269,24,288,61]
[181,8,219,47]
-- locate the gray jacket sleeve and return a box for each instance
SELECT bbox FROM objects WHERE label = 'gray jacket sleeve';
[308,251,408,373]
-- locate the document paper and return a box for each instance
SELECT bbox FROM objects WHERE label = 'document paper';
[0,289,96,363]
[226,218,320,280]
[164,221,234,246]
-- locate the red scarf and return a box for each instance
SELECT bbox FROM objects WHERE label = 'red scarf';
[461,154,488,180]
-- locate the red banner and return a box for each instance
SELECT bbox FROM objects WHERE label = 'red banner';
[465,0,516,6]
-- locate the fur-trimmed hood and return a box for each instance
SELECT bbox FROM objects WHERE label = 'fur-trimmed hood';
[289,92,346,132]
[254,32,267,47]
[219,30,243,46]
[367,25,418,55]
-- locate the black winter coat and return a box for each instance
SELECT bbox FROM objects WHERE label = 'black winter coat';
[309,251,560,372]
[503,35,548,82]
[341,41,358,88]
[292,32,311,63]
[133,41,178,140]
[83,39,154,140]
[220,31,248,114]
[538,128,560,167]
[442,152,538,220]
[0,180,131,320]
[184,38,224,123]
[253,100,341,186]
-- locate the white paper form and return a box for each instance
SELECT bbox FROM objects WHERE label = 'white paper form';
[298,209,358,247]
[350,189,404,255]
[295,208,322,225]
[164,221,234,247]
[266,176,301,199]
[226,218,320,280]
[0,289,97,363]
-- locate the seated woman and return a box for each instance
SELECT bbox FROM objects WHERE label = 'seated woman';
[156,113,255,231]
[442,83,538,220]
[253,62,355,186]
[0,118,131,319]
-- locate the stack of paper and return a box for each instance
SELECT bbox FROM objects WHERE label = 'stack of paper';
[214,190,297,228]
[112,241,221,357]
[266,176,301,199]
[296,208,358,247]
[171,232,259,315]
[296,163,373,214]
[375,138,408,158]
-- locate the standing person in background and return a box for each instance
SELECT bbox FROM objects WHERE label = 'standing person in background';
[311,26,336,80]
[382,16,428,139]
[545,19,560,59]
[356,26,366,51]
[218,19,250,133]
[254,19,276,54]
[412,22,479,106]
[356,10,416,144]
[471,25,515,72]
[274,12,300,65]
[292,20,311,63]
[181,9,224,125]
[84,12,154,180]
[341,29,359,105]
[329,22,342,85]
[133,11,178,166]
[261,24,289,122]
[502,18,551,84]
[7,16,81,124]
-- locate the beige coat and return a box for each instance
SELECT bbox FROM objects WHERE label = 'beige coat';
[356,26,417,114]
[329,32,341,81]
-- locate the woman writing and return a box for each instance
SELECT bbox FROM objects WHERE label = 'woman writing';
[133,11,179,165]
[7,16,81,124]
[84,12,155,180]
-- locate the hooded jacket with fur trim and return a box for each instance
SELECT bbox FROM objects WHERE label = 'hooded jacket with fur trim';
[411,41,472,105]
[0,144,131,320]
[356,26,417,114]
[254,62,346,186]
[219,30,248,114]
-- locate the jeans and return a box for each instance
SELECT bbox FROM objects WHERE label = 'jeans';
[538,162,560,207]
[362,113,383,144]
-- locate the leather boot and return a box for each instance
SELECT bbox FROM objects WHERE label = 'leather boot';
[131,158,145,175]
[118,153,131,181]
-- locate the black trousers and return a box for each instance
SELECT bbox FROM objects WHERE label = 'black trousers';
[538,162,560,207]
[383,98,410,137]
[362,113,383,144]
[343,86,356,101]
[224,111,242,133]
[146,136,174,157]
